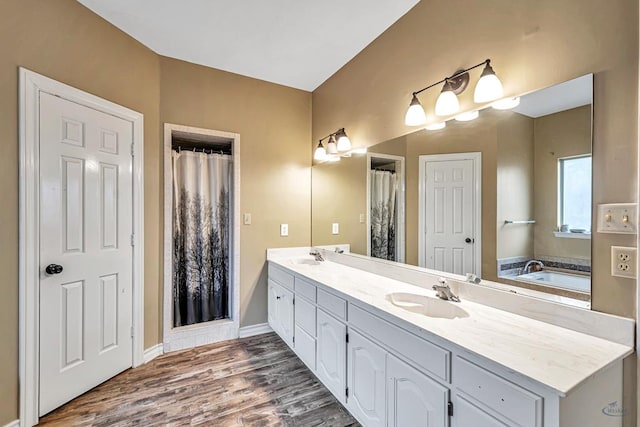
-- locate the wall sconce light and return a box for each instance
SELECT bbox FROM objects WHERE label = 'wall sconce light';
[405,59,505,126]
[314,128,357,162]
[313,128,367,162]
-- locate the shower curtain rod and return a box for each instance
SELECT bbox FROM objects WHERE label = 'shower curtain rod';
[172,145,230,155]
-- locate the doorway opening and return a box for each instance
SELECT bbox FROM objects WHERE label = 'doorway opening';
[163,124,240,352]
[367,153,405,263]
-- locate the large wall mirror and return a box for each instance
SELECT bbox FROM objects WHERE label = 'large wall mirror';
[312,74,593,305]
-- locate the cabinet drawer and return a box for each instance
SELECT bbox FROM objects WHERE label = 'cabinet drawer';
[268,263,294,291]
[294,325,316,371]
[317,288,347,320]
[456,395,508,427]
[349,304,450,382]
[295,295,316,336]
[295,276,316,302]
[454,357,542,427]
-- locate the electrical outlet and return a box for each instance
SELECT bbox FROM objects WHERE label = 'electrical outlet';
[332,223,339,235]
[359,213,365,224]
[611,246,637,278]
[280,224,288,237]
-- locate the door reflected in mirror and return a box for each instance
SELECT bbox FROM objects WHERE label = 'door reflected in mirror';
[311,74,593,305]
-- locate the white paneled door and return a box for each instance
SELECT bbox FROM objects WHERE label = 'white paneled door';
[39,92,134,415]
[421,154,480,276]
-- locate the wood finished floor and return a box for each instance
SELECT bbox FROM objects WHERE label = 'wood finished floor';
[39,333,359,426]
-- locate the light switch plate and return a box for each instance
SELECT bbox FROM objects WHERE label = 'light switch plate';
[280,224,288,237]
[597,203,637,234]
[611,246,637,278]
[359,213,365,224]
[243,213,252,225]
[332,223,339,235]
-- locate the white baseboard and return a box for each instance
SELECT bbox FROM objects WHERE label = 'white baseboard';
[238,323,273,338]
[142,343,164,364]
[3,420,19,427]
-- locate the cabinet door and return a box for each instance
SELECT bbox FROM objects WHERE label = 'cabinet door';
[267,280,280,335]
[454,395,508,427]
[387,354,449,427]
[277,286,295,347]
[347,330,386,427]
[317,308,347,403]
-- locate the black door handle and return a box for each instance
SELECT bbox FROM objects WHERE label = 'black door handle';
[465,238,473,244]
[45,264,63,275]
[276,296,281,300]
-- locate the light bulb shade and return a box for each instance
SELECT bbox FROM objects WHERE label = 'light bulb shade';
[404,95,427,126]
[328,156,341,163]
[454,110,479,122]
[313,142,327,161]
[435,86,460,116]
[326,135,338,154]
[425,121,446,131]
[492,96,520,110]
[474,63,504,103]
[336,129,351,152]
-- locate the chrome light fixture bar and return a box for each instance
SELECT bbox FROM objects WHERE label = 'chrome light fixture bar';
[314,128,354,161]
[405,59,505,126]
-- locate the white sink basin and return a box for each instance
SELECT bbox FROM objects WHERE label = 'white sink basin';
[291,258,321,266]
[387,292,469,319]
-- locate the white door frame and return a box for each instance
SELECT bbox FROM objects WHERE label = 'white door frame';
[418,152,482,276]
[162,123,241,352]
[19,68,145,426]
[366,152,406,263]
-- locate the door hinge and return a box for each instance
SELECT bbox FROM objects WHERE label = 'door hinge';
[131,142,135,157]
[346,332,349,343]
[130,233,135,246]
[293,336,295,344]
[346,387,349,398]
[448,401,454,417]
[293,297,295,305]
[130,326,134,338]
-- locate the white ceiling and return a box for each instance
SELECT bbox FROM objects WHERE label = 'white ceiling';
[513,74,593,118]
[77,0,419,91]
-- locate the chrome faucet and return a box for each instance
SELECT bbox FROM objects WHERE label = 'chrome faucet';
[521,260,544,275]
[334,247,344,254]
[310,250,325,262]
[432,278,460,302]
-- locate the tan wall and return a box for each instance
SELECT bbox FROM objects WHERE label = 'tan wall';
[312,156,367,253]
[159,57,312,328]
[0,0,161,422]
[496,113,535,260]
[533,106,592,260]
[311,0,638,320]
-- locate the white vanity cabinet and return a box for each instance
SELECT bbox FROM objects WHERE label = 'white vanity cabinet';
[316,308,347,403]
[267,260,627,427]
[346,330,386,426]
[267,279,294,348]
[387,354,449,427]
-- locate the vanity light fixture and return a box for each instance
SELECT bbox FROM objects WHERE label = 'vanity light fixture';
[492,96,520,110]
[313,128,354,162]
[335,128,352,152]
[405,59,504,124]
[326,134,338,154]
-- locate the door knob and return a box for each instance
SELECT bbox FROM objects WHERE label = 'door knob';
[276,296,281,300]
[45,264,63,275]
[465,238,473,244]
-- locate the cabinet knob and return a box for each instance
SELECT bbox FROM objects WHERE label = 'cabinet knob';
[276,296,281,300]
